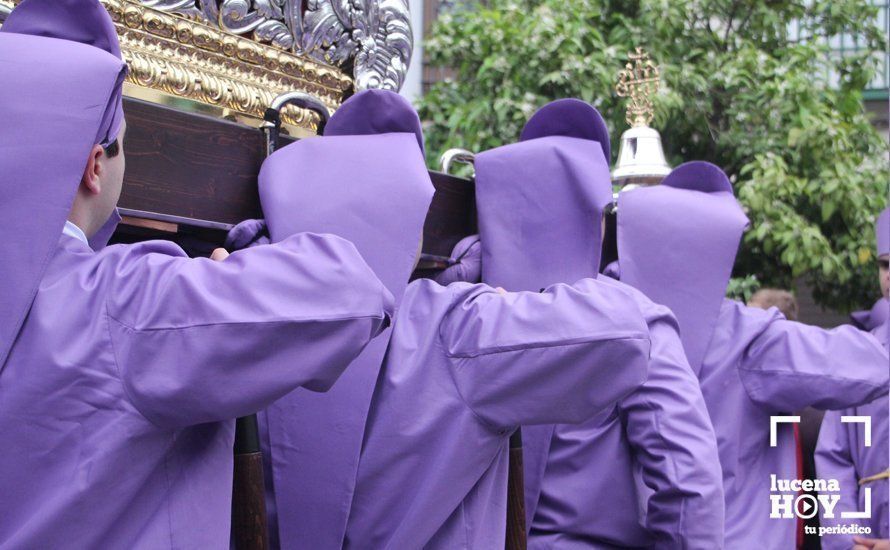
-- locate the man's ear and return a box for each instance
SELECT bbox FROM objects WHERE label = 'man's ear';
[81,144,105,195]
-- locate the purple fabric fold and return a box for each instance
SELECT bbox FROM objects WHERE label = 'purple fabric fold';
[259,89,434,549]
[488,103,724,548]
[2,0,125,146]
[877,207,889,256]
[617,161,749,372]
[613,161,889,547]
[0,0,126,371]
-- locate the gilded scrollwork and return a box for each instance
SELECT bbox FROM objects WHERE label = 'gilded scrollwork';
[132,0,412,91]
[0,0,356,130]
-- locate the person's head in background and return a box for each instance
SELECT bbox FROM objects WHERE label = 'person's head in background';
[748,288,799,321]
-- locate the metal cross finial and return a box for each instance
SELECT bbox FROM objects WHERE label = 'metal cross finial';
[615,47,660,127]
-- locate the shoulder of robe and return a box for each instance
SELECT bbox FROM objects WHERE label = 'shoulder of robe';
[77,240,190,288]
[595,274,677,327]
[407,277,482,296]
[94,239,189,267]
[722,298,784,338]
[401,277,457,308]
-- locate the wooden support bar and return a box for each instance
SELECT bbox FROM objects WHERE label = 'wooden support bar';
[119,97,477,258]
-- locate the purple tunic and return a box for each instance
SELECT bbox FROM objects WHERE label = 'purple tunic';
[343,278,652,549]
[257,91,652,548]
[816,212,890,548]
[476,100,724,548]
[615,162,890,548]
[0,234,393,548]
[815,325,889,546]
[0,4,393,546]
[0,0,126,371]
[258,91,435,549]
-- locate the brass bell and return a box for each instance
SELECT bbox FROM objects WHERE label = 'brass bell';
[611,48,671,187]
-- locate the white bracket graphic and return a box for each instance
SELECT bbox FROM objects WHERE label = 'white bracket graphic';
[843,487,872,519]
[841,415,872,447]
[770,416,801,447]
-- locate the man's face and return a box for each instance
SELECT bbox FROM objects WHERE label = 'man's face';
[879,254,889,299]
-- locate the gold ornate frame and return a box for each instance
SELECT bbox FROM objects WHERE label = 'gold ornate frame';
[0,0,354,131]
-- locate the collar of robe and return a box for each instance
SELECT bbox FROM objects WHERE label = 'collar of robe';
[475,98,613,291]
[617,161,749,373]
[0,0,127,371]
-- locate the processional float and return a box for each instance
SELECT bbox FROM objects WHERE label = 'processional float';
[0,0,672,544]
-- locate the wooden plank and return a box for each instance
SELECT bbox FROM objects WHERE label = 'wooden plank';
[120,97,267,225]
[423,171,476,257]
[119,98,476,262]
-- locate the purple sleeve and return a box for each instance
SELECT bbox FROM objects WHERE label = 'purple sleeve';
[106,232,393,428]
[815,410,864,549]
[432,234,482,286]
[440,278,651,430]
[740,319,889,412]
[618,303,725,547]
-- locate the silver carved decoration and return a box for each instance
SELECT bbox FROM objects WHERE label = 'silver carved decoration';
[139,0,412,91]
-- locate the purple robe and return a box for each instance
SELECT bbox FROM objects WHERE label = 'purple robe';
[816,210,890,548]
[258,91,434,549]
[475,100,724,548]
[0,0,126,371]
[815,318,889,547]
[257,90,653,548]
[0,4,393,547]
[616,161,890,547]
[0,235,393,549]
[343,278,652,549]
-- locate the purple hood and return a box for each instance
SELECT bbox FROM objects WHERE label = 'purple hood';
[0,0,126,370]
[258,89,434,548]
[617,161,749,372]
[476,98,613,291]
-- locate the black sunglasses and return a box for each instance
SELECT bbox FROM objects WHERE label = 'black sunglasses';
[878,258,889,270]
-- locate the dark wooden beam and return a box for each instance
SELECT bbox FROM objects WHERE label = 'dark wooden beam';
[119,97,476,263]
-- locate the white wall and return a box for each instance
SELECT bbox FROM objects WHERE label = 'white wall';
[400,0,425,105]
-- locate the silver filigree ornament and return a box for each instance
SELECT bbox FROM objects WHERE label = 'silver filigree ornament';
[139,0,412,91]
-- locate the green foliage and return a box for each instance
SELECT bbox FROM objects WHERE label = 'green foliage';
[419,0,889,311]
[726,274,761,304]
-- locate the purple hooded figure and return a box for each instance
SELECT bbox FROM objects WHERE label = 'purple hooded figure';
[850,207,890,333]
[816,207,889,548]
[615,161,889,547]
[472,99,725,548]
[0,2,393,548]
[255,89,655,549]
